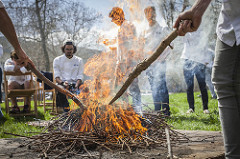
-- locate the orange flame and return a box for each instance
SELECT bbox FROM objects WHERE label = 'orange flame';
[70,2,147,140]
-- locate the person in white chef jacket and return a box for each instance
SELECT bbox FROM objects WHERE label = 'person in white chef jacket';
[53,40,84,113]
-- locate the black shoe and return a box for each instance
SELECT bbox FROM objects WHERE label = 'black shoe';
[21,105,30,113]
[10,106,20,114]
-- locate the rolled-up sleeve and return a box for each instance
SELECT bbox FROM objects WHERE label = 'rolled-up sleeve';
[53,58,60,79]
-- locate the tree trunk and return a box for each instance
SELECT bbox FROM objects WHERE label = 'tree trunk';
[35,0,50,71]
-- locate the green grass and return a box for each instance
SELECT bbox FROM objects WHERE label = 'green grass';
[0,101,54,138]
[142,91,221,131]
[0,91,221,139]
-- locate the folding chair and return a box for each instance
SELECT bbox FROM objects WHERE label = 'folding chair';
[4,71,38,117]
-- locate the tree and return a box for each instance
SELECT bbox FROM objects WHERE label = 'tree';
[4,0,102,71]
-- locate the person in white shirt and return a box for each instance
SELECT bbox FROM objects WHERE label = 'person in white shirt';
[143,6,170,116]
[174,0,240,157]
[4,51,31,113]
[109,7,142,115]
[181,30,209,114]
[53,40,84,112]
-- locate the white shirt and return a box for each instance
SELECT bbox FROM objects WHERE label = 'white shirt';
[4,58,30,85]
[181,31,209,65]
[0,1,4,8]
[216,0,240,46]
[144,22,171,62]
[53,54,84,83]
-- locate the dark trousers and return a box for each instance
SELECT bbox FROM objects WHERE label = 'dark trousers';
[212,39,240,157]
[147,62,169,112]
[183,59,208,110]
[56,92,69,110]
[56,83,77,112]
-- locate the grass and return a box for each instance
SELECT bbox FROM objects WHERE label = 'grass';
[0,91,221,139]
[142,91,221,131]
[0,102,53,138]
[167,92,221,131]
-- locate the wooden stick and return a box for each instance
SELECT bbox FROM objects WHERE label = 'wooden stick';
[26,63,86,110]
[109,29,178,105]
[165,127,173,159]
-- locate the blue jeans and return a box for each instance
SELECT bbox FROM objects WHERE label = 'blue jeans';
[212,39,240,158]
[183,59,208,111]
[147,62,169,113]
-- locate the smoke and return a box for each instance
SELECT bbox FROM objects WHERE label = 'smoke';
[83,0,221,108]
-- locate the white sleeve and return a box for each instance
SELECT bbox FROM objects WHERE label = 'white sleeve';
[53,57,60,79]
[4,59,15,72]
[76,58,84,80]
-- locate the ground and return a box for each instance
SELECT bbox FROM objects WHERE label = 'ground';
[0,130,225,159]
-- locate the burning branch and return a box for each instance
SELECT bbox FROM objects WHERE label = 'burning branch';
[109,29,178,105]
[23,111,187,158]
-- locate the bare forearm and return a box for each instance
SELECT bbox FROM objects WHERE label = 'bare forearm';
[191,0,212,18]
[0,8,21,50]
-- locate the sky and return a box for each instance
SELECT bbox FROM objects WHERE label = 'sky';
[83,0,116,18]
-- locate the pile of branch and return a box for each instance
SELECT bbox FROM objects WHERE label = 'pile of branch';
[24,108,188,158]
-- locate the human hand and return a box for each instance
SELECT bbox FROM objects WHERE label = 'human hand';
[14,47,35,68]
[173,9,202,36]
[63,81,69,89]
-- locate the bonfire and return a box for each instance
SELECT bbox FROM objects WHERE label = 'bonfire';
[20,3,181,157]
[23,28,182,159]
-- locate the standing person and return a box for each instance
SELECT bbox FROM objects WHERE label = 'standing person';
[181,30,209,114]
[109,7,142,115]
[53,40,84,113]
[0,44,3,118]
[204,48,217,99]
[143,6,170,116]
[0,1,33,67]
[4,51,31,113]
[174,0,240,158]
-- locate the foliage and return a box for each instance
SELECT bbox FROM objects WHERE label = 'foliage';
[3,0,102,71]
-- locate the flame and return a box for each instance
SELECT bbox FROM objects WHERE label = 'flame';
[69,1,148,141]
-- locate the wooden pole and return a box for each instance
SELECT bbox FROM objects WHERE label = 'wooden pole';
[27,63,86,110]
[109,29,178,105]
[165,127,173,159]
